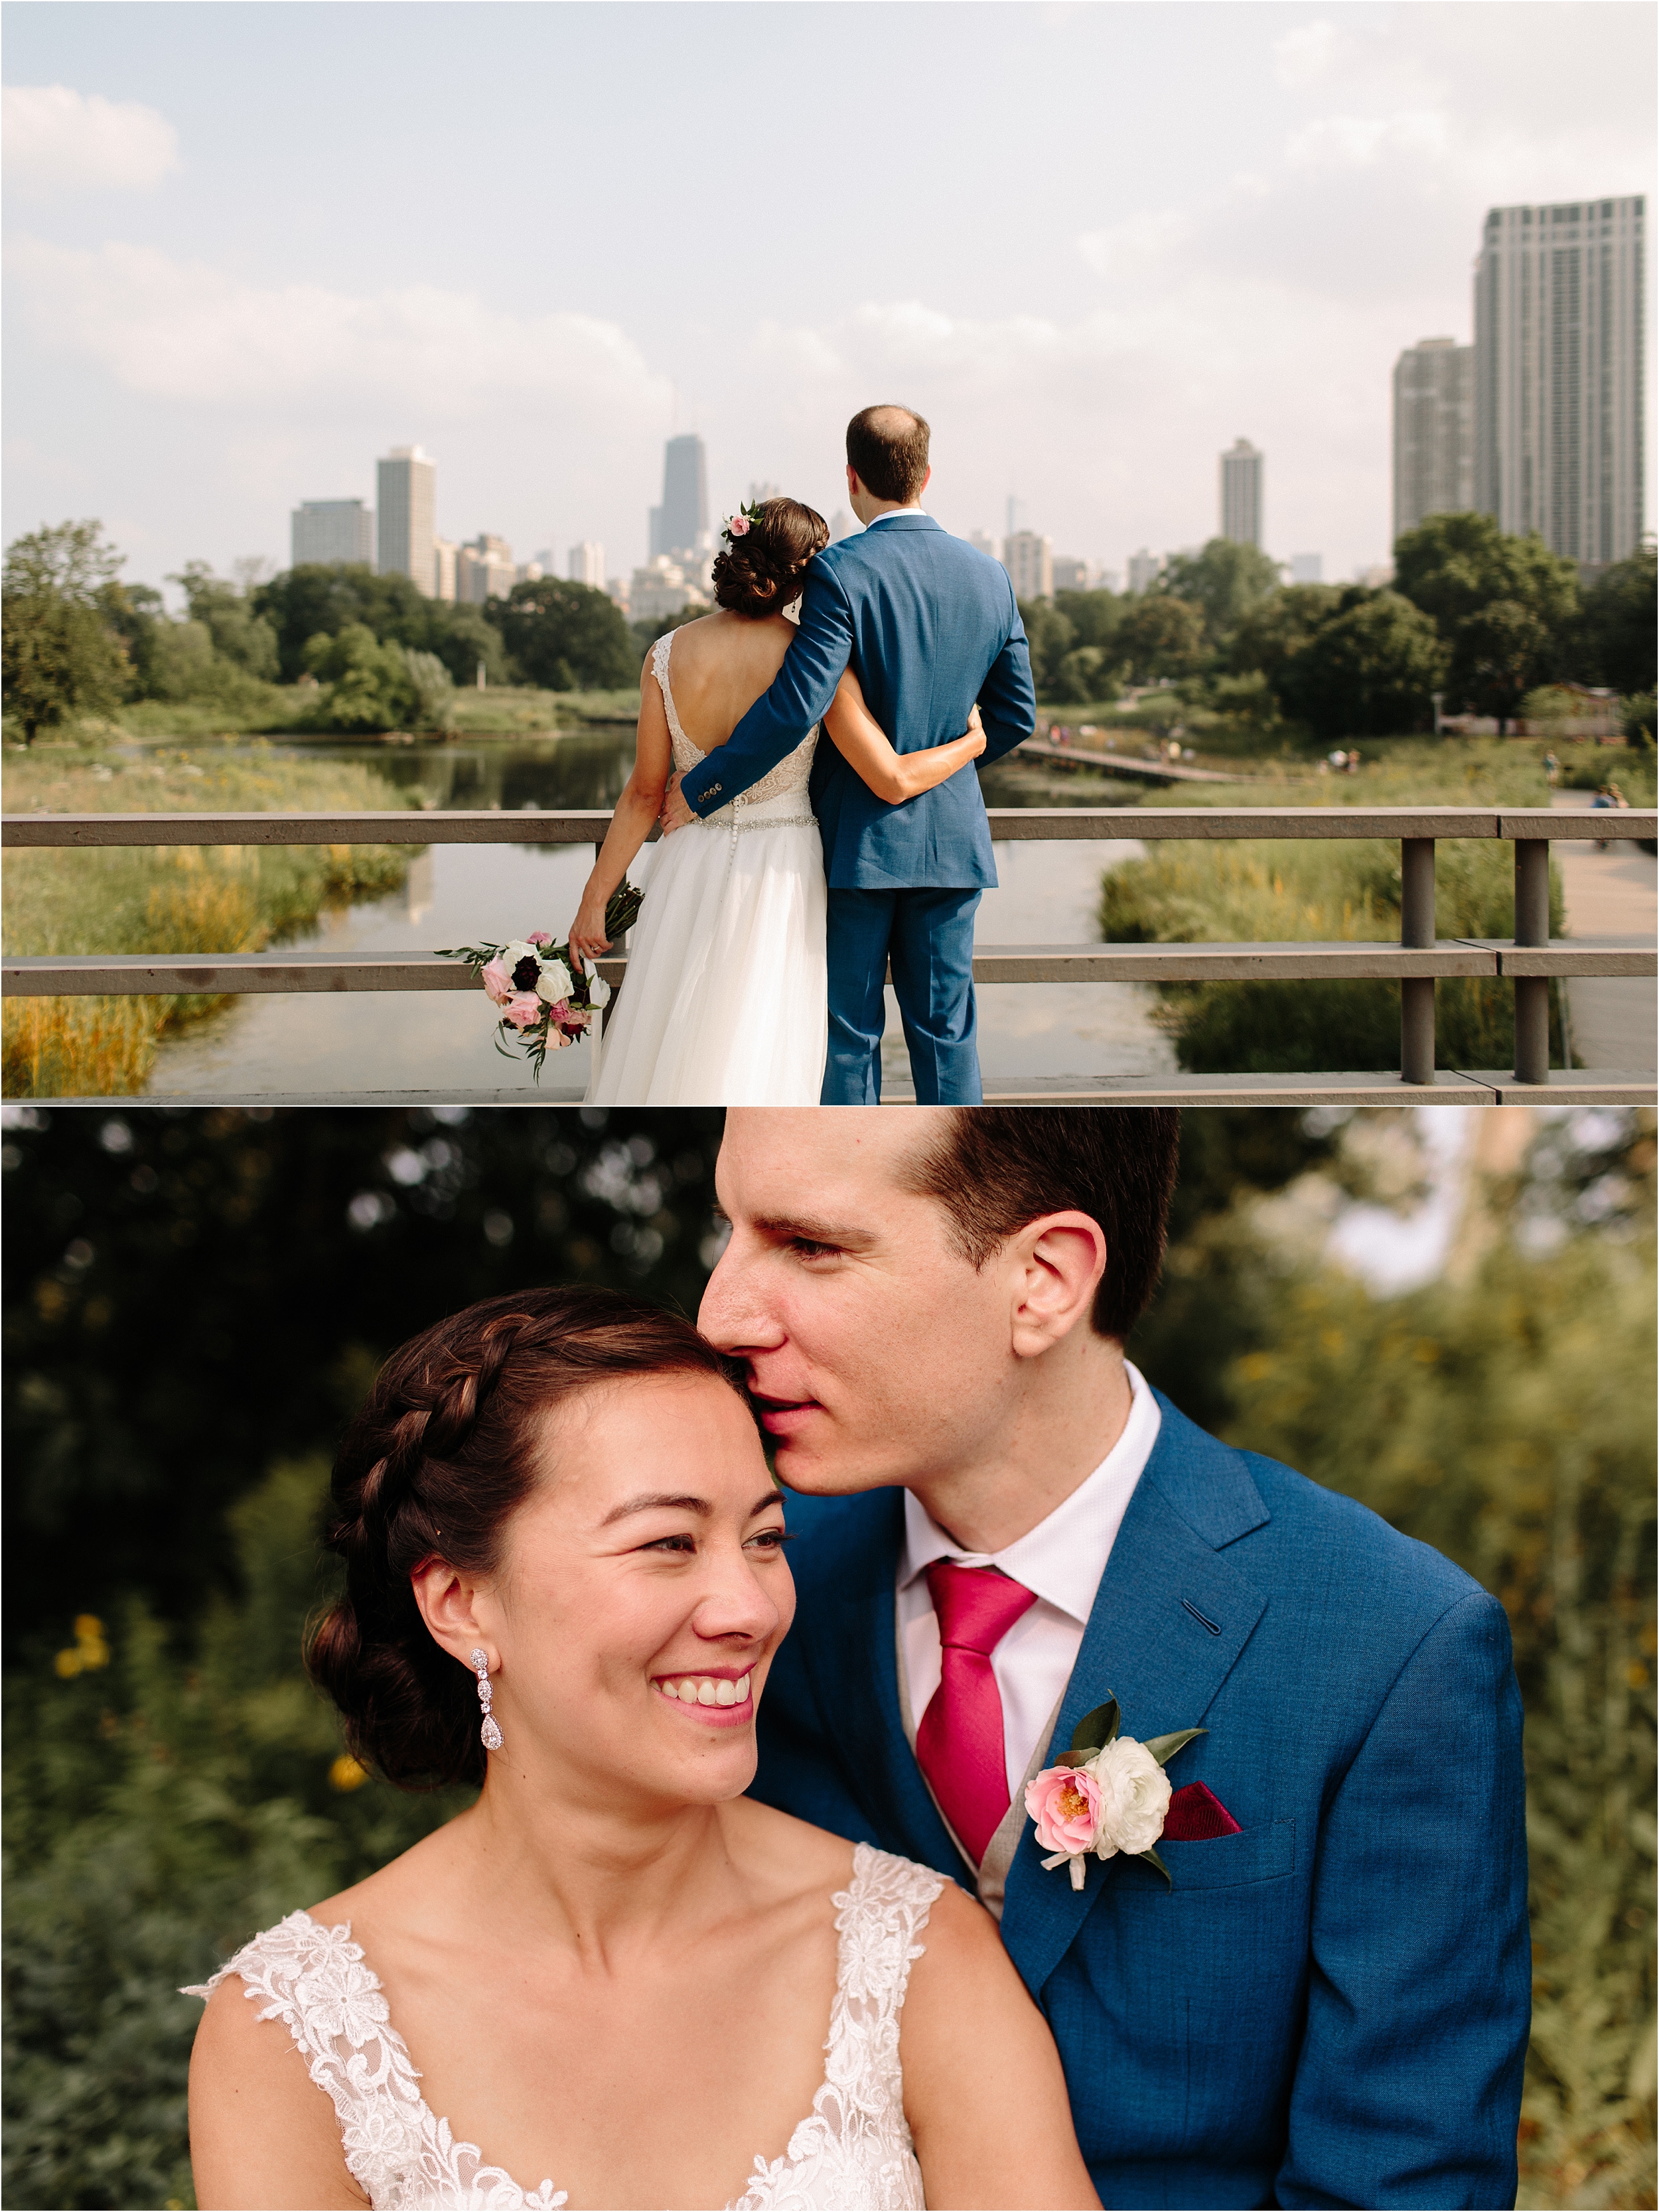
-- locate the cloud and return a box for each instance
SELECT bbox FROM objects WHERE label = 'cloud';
[5,236,672,423]
[2,83,180,194]
[1285,109,1451,173]
[1273,21,1338,90]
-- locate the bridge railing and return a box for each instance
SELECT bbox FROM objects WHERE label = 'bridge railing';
[3,805,1654,1102]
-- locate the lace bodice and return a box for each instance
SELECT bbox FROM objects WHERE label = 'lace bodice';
[653,630,818,815]
[184,1843,942,2211]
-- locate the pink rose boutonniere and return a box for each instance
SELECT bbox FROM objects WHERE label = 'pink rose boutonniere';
[1025,1694,1205,1890]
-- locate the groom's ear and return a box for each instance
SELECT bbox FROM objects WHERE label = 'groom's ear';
[1005,1211,1107,1360]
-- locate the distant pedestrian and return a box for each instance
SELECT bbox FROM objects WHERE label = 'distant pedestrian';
[1544,750,1561,786]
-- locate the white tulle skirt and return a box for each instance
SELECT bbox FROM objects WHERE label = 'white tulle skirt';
[586,791,828,1105]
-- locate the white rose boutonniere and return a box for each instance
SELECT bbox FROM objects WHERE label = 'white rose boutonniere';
[1024,1694,1205,1891]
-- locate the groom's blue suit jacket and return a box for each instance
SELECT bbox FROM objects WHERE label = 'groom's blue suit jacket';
[676,515,1036,890]
[753,1394,1530,2211]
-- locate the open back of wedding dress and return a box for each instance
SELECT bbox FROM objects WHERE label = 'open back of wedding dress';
[184,1842,942,2211]
[585,628,828,1105]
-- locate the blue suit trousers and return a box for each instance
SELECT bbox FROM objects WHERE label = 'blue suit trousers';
[822,886,982,1105]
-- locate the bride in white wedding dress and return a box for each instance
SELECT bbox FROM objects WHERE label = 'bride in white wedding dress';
[184,1289,1096,2212]
[567,499,984,1106]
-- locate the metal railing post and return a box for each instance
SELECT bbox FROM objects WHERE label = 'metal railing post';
[1513,837,1550,1083]
[1400,837,1436,1083]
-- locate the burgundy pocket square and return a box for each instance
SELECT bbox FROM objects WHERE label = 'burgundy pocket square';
[1162,1781,1242,1842]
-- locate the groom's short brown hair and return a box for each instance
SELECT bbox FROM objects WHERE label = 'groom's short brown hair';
[847,405,931,504]
[902,1109,1181,1342]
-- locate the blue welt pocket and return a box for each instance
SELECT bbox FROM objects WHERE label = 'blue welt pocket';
[1121,1820,1297,1894]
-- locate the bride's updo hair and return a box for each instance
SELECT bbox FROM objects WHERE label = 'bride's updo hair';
[711,497,830,619]
[306,1286,747,1790]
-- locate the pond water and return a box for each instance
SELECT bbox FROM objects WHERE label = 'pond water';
[141,731,1178,1099]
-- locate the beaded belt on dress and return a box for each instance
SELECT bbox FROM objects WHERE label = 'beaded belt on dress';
[697,797,818,850]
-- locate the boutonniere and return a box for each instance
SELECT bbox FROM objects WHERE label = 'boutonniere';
[1025,1694,1204,1890]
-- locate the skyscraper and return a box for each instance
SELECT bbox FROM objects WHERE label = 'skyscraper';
[291,498,374,569]
[1393,338,1474,542]
[650,433,709,558]
[376,446,436,595]
[1220,439,1263,547]
[1126,549,1163,594]
[1474,197,1646,565]
[567,543,607,588]
[1003,531,1054,601]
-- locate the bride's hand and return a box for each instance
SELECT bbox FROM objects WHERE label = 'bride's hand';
[566,898,611,969]
[963,703,987,757]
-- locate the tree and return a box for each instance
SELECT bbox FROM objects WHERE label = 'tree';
[1577,545,1657,695]
[1227,583,1341,686]
[1,522,129,742]
[1392,512,1579,646]
[1160,538,1281,645]
[1052,588,1124,657]
[1114,594,1205,683]
[169,562,279,680]
[495,578,637,690]
[301,624,417,732]
[1276,589,1447,739]
[1448,598,1553,723]
[250,567,506,689]
[1017,600,1075,697]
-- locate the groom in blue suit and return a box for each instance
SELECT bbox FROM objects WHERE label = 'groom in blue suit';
[664,405,1036,1105]
[701,1109,1532,2211]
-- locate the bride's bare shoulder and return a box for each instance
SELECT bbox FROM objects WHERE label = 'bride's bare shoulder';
[725,1795,858,1888]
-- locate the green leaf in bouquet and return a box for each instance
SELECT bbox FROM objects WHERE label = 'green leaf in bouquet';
[1142,1728,1206,1768]
[1136,1844,1173,1888]
[1069,1698,1121,1756]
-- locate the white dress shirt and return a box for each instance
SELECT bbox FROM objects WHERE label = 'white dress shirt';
[862,506,927,525]
[897,1362,1162,1798]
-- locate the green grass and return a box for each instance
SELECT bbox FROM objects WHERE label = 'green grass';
[1098,742,1569,1073]
[1,739,416,1097]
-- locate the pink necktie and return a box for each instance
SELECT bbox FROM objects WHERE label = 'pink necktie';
[914,1560,1037,1866]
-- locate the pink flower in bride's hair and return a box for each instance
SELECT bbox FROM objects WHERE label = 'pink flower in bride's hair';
[1025,1764,1104,1856]
[502,992,543,1031]
[727,515,751,537]
[480,955,514,1007]
[525,929,553,946]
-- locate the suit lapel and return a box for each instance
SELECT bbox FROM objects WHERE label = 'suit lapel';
[797,1492,962,1874]
[1000,1400,1270,1998]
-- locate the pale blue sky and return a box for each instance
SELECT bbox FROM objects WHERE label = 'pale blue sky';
[4,1,1654,593]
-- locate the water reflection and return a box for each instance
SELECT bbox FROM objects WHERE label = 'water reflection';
[143,732,1177,1099]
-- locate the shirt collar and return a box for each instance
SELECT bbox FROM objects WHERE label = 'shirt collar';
[899,1362,1161,1624]
[863,506,928,525]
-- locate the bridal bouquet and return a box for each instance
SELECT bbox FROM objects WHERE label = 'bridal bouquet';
[437,879,644,1081]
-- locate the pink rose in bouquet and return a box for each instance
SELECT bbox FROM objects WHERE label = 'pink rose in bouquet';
[1025,1764,1104,1856]
[480,955,514,1007]
[503,992,543,1032]
[525,930,553,946]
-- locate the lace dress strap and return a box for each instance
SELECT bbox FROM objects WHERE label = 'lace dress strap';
[650,630,705,771]
[182,1912,566,2209]
[729,1844,944,2211]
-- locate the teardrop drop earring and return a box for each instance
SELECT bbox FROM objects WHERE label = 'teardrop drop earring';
[470,1648,503,1752]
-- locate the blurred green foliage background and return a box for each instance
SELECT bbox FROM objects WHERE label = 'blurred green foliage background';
[2,1106,1652,2211]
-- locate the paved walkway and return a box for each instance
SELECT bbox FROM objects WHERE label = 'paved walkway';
[1552,791,1657,1073]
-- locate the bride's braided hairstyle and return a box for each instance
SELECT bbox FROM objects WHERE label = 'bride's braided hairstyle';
[306,1286,747,1790]
[711,497,830,619]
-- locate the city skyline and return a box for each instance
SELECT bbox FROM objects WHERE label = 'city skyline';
[3,3,1653,592]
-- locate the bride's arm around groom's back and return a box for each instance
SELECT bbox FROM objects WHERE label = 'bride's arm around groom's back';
[901,1880,1101,2211]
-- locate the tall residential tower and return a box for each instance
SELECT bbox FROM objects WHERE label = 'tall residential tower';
[1473,196,1646,565]
[376,446,437,595]
[1220,439,1263,547]
[291,498,374,569]
[1393,338,1475,542]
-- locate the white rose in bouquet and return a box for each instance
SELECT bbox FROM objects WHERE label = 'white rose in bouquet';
[535,957,573,1003]
[1087,1736,1173,1857]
